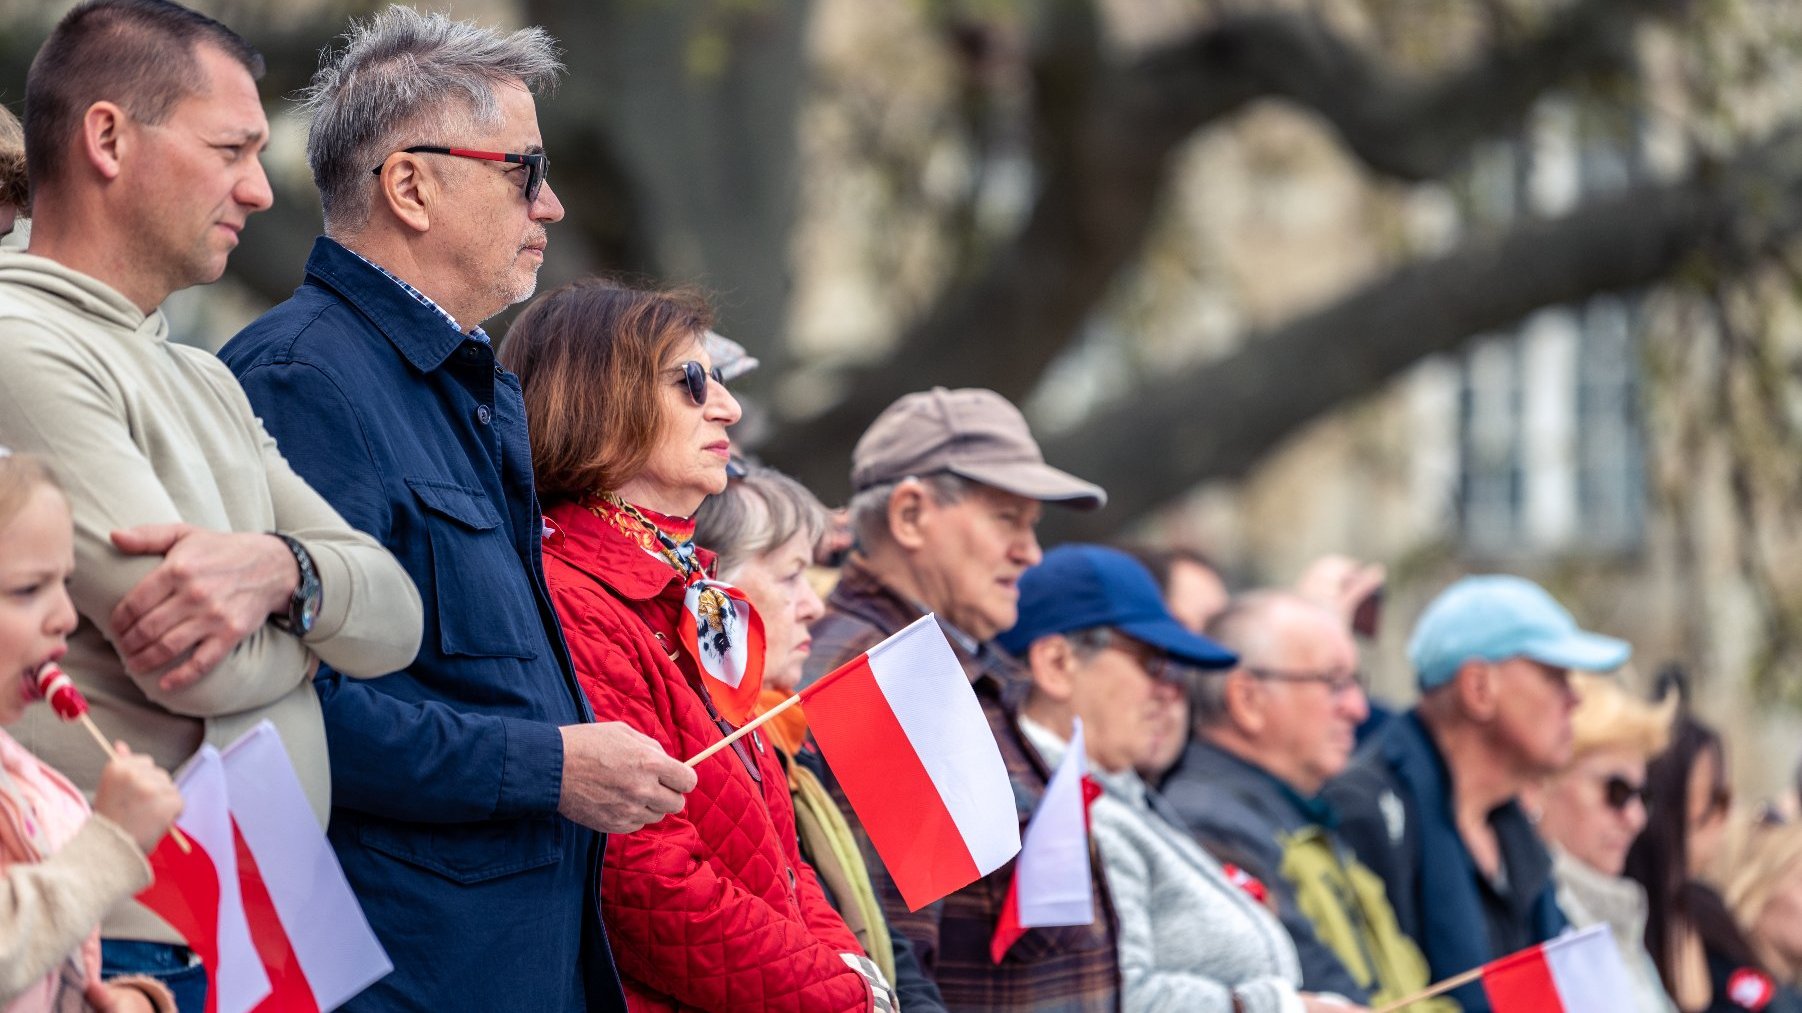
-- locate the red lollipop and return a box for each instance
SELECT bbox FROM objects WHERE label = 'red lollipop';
[29,662,88,720]
[28,662,192,853]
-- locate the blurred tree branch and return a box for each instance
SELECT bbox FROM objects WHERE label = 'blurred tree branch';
[762,0,1685,501]
[1042,128,1802,537]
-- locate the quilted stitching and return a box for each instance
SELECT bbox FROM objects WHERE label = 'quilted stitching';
[544,503,872,1012]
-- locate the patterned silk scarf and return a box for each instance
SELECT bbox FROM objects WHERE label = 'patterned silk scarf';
[588,493,766,725]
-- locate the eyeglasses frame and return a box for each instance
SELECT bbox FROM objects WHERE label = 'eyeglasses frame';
[371,145,549,203]
[669,360,727,407]
[1241,665,1367,696]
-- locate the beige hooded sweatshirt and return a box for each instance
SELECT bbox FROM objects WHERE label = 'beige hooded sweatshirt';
[0,252,423,944]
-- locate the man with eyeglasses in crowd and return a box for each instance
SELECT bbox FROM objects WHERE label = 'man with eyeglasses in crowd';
[1003,546,1369,1012]
[220,8,696,1010]
[1163,591,1451,1012]
[1322,575,1631,1013]
[801,387,1123,1010]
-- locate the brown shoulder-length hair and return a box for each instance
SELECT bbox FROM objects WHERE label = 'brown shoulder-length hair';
[499,278,714,503]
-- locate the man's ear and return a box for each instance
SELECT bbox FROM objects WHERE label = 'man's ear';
[1455,659,1499,721]
[1222,670,1266,736]
[1026,634,1079,702]
[81,102,129,181]
[375,154,434,233]
[886,479,932,552]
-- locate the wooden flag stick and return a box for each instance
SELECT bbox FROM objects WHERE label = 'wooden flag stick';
[1372,965,1486,1013]
[79,714,191,855]
[685,691,806,768]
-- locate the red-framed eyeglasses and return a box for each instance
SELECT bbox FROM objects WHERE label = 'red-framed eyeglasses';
[372,145,549,203]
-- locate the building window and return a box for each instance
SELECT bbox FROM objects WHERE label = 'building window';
[1454,98,1646,556]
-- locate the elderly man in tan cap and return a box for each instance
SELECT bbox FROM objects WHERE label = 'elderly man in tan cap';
[800,386,1119,1012]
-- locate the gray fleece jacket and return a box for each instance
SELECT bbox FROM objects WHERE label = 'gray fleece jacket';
[1022,718,1306,1013]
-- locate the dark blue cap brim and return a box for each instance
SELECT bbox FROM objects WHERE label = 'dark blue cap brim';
[1115,615,1238,670]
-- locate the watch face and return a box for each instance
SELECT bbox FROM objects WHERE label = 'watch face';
[297,588,321,634]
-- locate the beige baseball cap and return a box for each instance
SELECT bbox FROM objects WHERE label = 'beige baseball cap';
[850,387,1106,510]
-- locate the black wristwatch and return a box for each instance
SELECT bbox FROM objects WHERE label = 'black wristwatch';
[270,532,322,636]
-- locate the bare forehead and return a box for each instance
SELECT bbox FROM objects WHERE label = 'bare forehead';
[485,79,544,147]
[169,43,268,135]
[661,333,709,368]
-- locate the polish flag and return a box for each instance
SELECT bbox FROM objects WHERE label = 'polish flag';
[1480,924,1636,1011]
[802,614,1020,910]
[136,746,271,1013]
[141,722,391,1012]
[991,718,1101,963]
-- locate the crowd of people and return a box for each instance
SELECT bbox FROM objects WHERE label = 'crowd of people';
[2,2,1801,1012]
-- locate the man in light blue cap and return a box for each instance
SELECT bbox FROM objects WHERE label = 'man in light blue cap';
[1322,574,1631,1013]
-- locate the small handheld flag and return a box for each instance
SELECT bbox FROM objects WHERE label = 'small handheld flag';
[991,718,1101,963]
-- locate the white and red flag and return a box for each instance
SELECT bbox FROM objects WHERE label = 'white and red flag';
[135,746,270,1013]
[802,613,1020,910]
[139,722,391,1012]
[1479,924,1636,1012]
[991,718,1102,963]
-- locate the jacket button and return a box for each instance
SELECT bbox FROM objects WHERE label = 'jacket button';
[786,866,797,891]
[475,404,492,425]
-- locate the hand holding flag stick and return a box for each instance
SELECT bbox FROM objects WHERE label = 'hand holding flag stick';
[32,663,191,854]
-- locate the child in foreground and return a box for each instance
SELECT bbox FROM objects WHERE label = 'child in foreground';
[0,450,183,1012]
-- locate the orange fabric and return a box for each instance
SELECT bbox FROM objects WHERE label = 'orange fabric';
[755,688,810,756]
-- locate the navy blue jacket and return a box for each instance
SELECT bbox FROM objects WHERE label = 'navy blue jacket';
[220,238,623,1012]
[1323,710,1567,1013]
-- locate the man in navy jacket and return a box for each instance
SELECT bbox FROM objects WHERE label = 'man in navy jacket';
[220,9,695,1010]
[1324,574,1629,1013]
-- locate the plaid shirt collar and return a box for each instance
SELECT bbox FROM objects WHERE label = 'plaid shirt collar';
[347,249,490,344]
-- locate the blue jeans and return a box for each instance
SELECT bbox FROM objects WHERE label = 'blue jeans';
[100,940,207,1013]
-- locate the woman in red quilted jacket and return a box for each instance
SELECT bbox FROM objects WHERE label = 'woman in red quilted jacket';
[500,279,885,1013]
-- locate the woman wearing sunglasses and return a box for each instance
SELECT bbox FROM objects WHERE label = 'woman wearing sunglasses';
[1533,673,1679,1013]
[500,280,887,1012]
[1626,695,1802,1013]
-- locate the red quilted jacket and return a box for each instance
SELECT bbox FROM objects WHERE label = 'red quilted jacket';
[542,500,873,1012]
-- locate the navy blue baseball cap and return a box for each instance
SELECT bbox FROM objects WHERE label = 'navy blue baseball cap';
[998,544,1237,669]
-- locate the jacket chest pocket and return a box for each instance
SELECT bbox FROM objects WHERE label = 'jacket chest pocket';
[407,478,540,660]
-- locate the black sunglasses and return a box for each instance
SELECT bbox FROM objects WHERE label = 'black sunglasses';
[670,360,726,406]
[372,146,549,203]
[1602,775,1648,812]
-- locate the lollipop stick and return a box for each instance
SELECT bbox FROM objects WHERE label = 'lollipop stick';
[79,714,191,854]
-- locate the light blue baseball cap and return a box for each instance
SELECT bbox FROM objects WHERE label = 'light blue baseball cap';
[1408,574,1630,691]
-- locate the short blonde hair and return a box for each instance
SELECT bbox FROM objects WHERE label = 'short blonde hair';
[1569,672,1677,761]
[0,451,62,526]
[1717,817,1802,973]
[0,103,25,212]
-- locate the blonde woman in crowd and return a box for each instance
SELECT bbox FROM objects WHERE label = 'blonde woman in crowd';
[1717,817,1802,990]
[1535,674,1679,1012]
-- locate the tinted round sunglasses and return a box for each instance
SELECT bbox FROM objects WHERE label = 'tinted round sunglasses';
[1601,775,1648,812]
[671,360,726,406]
[372,145,549,203]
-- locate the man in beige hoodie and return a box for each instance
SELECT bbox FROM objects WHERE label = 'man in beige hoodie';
[0,1,422,1006]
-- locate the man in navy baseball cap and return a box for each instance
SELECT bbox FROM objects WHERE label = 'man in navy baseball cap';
[999,543,1235,776]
